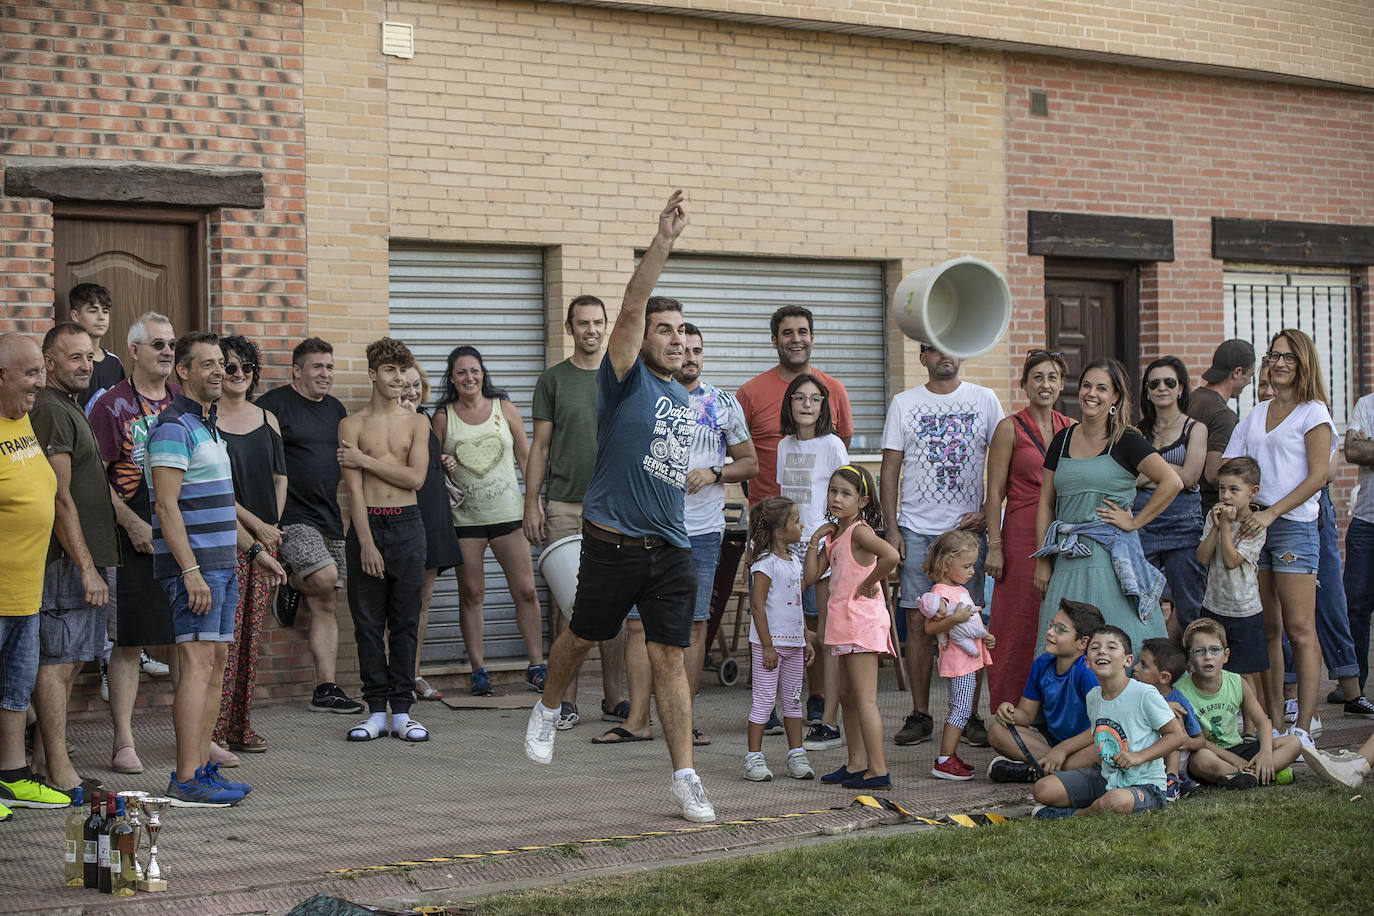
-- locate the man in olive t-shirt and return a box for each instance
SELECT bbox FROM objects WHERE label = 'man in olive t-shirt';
[522,296,626,726]
[1187,339,1255,514]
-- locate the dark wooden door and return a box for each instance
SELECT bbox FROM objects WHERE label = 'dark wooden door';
[1044,261,1139,418]
[53,207,205,352]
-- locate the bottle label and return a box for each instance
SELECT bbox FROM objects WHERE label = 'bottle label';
[97,835,110,869]
[83,839,97,865]
[110,850,122,875]
[65,839,77,864]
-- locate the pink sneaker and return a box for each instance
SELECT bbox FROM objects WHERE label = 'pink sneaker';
[932,756,974,781]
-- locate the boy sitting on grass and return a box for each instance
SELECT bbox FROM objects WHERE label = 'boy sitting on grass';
[1031,625,1184,818]
[987,599,1104,783]
[1175,618,1302,789]
[1134,637,1204,800]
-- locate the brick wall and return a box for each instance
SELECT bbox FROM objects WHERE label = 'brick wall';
[0,1,322,715]
[572,0,1374,89]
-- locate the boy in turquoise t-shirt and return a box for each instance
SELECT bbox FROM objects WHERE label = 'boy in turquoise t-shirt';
[1175,618,1303,788]
[1031,625,1184,818]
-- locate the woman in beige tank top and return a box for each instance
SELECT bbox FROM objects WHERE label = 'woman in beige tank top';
[431,346,547,696]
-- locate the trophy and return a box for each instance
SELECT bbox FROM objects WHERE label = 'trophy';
[116,790,149,882]
[136,797,170,892]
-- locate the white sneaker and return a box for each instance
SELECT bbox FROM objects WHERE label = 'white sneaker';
[1303,747,1370,789]
[786,750,815,780]
[139,650,170,678]
[1283,697,1298,724]
[1287,726,1315,748]
[670,773,716,823]
[1309,715,1324,738]
[524,703,559,765]
[743,752,773,782]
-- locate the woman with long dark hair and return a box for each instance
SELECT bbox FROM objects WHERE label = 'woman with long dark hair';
[1033,359,1181,656]
[1133,356,1209,635]
[431,345,546,696]
[213,335,286,756]
[982,348,1073,710]
[1222,329,1337,742]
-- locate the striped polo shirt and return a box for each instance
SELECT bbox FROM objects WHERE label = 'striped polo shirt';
[144,394,238,580]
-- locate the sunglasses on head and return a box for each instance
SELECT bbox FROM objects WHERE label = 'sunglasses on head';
[1146,377,1179,390]
[1027,348,1063,361]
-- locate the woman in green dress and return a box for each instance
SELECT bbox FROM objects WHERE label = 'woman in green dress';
[1033,359,1182,653]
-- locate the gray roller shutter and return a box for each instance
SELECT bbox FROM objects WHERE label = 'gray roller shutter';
[389,246,547,666]
[650,256,887,453]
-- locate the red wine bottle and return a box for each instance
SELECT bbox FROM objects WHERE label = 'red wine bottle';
[82,792,102,889]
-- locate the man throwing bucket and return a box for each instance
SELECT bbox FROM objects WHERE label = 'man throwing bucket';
[523,191,716,823]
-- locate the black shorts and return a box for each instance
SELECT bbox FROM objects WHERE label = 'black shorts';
[1201,609,1268,675]
[568,532,695,647]
[454,520,522,541]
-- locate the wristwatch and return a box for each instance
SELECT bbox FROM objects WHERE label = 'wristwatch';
[711,466,723,482]
[245,543,264,564]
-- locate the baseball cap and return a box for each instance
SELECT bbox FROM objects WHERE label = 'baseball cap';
[1201,339,1256,383]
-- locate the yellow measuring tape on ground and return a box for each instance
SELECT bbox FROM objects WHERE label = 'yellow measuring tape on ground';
[849,795,1009,827]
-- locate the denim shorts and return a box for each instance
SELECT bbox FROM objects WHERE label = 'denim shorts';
[628,531,721,624]
[1257,516,1319,575]
[0,614,40,711]
[898,527,987,608]
[1055,764,1165,812]
[162,567,239,643]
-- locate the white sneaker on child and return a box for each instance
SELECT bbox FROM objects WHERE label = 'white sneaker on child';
[743,753,773,782]
[786,750,815,780]
[671,773,716,823]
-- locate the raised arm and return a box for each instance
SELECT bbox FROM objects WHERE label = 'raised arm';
[607,191,689,379]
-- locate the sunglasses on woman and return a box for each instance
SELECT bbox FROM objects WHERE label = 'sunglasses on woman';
[1146,377,1179,390]
[223,363,257,377]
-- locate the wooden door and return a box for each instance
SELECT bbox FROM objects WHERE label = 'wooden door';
[1044,261,1139,418]
[52,207,205,353]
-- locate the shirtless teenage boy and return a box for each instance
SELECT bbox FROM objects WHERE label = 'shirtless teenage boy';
[337,338,431,743]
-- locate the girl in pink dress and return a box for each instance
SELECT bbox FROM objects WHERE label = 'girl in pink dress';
[804,465,900,790]
[918,530,996,780]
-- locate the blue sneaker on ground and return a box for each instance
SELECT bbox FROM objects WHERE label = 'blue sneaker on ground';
[167,771,243,808]
[764,709,784,736]
[1032,804,1074,819]
[471,667,493,696]
[525,663,547,692]
[201,762,251,796]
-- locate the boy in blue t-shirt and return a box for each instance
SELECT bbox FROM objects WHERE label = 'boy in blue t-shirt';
[988,599,1104,783]
[1134,637,1203,801]
[1032,625,1185,818]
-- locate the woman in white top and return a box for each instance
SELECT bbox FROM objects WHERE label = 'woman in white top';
[1222,329,1337,741]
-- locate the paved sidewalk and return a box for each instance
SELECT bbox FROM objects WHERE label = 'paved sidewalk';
[3,668,1370,915]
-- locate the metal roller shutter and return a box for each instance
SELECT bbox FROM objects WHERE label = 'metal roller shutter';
[650,256,887,453]
[389,247,547,667]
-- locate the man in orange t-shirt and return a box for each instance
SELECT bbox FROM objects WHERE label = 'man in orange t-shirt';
[735,306,853,506]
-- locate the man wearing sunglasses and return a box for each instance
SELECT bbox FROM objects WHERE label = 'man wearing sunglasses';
[89,312,182,777]
[1188,339,1255,515]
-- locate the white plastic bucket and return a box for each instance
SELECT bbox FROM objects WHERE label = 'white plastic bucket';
[537,534,583,618]
[891,256,1010,358]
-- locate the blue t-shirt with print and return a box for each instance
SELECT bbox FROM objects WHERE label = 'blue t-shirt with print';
[1023,653,1099,743]
[581,354,694,548]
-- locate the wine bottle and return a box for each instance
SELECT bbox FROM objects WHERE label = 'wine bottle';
[109,797,136,897]
[63,786,85,886]
[97,794,115,893]
[82,792,102,889]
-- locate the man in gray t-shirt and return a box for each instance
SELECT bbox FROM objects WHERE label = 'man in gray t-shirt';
[1187,339,1255,514]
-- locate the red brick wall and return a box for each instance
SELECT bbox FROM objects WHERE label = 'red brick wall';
[1004,55,1374,397]
[0,1,330,714]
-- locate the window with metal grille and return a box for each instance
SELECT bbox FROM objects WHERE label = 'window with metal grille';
[1222,270,1363,426]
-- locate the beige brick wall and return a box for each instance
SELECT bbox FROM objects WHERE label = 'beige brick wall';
[363,0,1011,412]
[566,0,1374,89]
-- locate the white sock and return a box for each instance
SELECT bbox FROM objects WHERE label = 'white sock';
[390,712,412,733]
[367,711,387,731]
[745,751,764,762]
[536,700,559,717]
[937,755,950,764]
[787,747,805,756]
[673,767,696,782]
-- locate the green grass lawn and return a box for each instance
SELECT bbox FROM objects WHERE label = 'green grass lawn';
[467,784,1373,914]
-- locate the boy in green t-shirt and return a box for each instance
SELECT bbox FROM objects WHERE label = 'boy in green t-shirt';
[1176,618,1302,788]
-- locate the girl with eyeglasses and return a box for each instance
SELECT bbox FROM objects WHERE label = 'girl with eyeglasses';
[983,348,1074,711]
[1220,329,1337,745]
[212,335,286,758]
[1133,356,1209,639]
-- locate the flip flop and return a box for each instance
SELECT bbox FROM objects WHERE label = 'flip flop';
[347,719,386,742]
[591,726,652,744]
[692,729,711,747]
[414,677,444,701]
